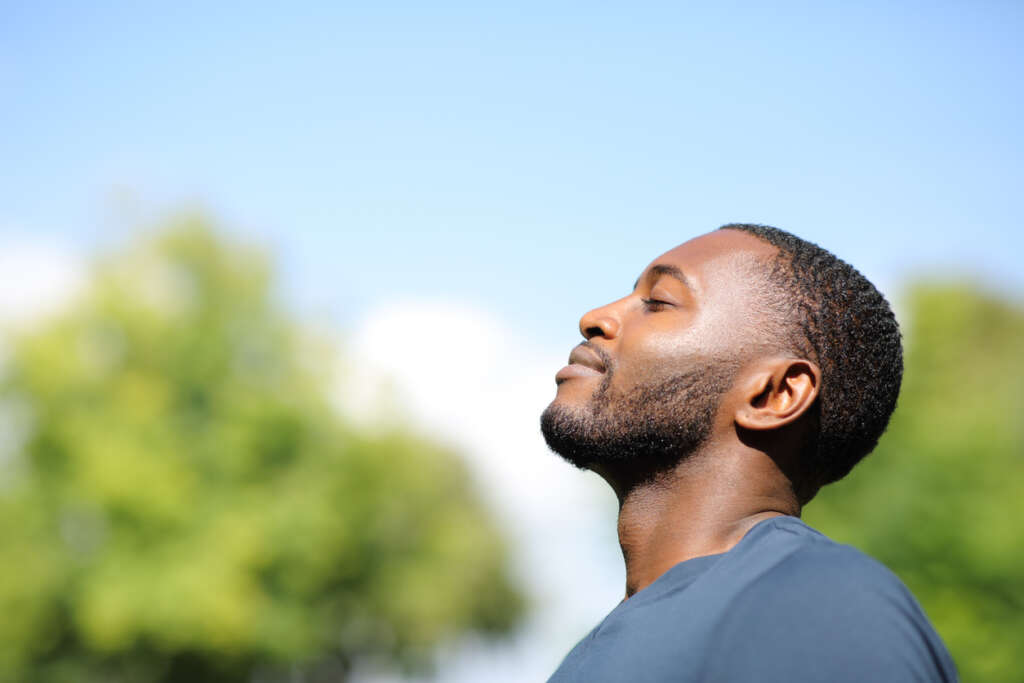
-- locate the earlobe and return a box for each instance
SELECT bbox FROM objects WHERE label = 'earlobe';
[735,359,820,431]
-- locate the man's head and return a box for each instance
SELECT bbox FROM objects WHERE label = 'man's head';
[540,225,902,502]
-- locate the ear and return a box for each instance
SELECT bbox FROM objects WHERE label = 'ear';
[734,358,821,431]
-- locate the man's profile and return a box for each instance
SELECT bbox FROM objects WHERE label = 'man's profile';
[541,225,957,682]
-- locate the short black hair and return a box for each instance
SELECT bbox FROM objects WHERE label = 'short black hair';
[719,224,903,498]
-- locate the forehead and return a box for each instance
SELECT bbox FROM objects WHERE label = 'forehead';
[637,230,779,303]
[647,229,778,281]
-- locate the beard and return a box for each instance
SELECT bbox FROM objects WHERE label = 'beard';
[540,359,739,471]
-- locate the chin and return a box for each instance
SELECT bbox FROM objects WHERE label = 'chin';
[539,402,595,470]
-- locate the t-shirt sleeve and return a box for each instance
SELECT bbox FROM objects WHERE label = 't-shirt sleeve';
[700,546,958,682]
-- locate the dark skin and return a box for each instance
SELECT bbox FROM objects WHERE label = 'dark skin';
[550,229,822,598]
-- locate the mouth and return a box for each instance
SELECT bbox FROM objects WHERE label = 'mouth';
[555,343,608,384]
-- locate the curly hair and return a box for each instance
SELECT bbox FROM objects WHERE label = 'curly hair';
[719,224,903,498]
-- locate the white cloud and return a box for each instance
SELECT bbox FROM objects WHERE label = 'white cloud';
[339,300,623,683]
[0,236,86,328]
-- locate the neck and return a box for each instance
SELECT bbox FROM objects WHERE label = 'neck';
[593,444,800,598]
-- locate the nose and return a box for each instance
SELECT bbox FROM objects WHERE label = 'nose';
[579,300,622,340]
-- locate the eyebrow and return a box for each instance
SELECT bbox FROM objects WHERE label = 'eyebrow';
[633,264,695,293]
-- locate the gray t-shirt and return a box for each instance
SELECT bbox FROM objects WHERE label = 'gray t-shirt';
[549,516,957,682]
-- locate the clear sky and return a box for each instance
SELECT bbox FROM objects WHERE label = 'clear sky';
[3,2,1023,680]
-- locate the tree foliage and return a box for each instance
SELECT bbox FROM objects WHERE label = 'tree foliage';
[0,216,524,683]
[806,282,1024,683]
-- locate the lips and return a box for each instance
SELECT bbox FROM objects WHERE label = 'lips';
[567,344,607,373]
[555,344,608,384]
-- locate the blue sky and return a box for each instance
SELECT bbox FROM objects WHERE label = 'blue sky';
[4,1,1023,351]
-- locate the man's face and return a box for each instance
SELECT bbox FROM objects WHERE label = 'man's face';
[540,230,778,470]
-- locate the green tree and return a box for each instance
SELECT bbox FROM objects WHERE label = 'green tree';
[806,282,1024,683]
[0,216,524,683]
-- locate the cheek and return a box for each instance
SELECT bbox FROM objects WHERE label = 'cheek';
[616,328,705,387]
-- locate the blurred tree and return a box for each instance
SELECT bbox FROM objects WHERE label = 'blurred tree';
[806,282,1024,683]
[0,215,524,683]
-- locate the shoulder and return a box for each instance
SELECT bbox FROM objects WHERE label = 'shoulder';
[740,516,907,598]
[701,516,958,682]
[717,516,923,631]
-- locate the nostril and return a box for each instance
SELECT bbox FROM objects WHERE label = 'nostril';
[580,306,620,340]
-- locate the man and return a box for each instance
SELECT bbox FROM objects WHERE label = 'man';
[540,225,957,682]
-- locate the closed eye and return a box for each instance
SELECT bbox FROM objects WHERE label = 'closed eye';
[641,298,672,311]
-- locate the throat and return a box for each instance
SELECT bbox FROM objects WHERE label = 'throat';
[613,463,797,598]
